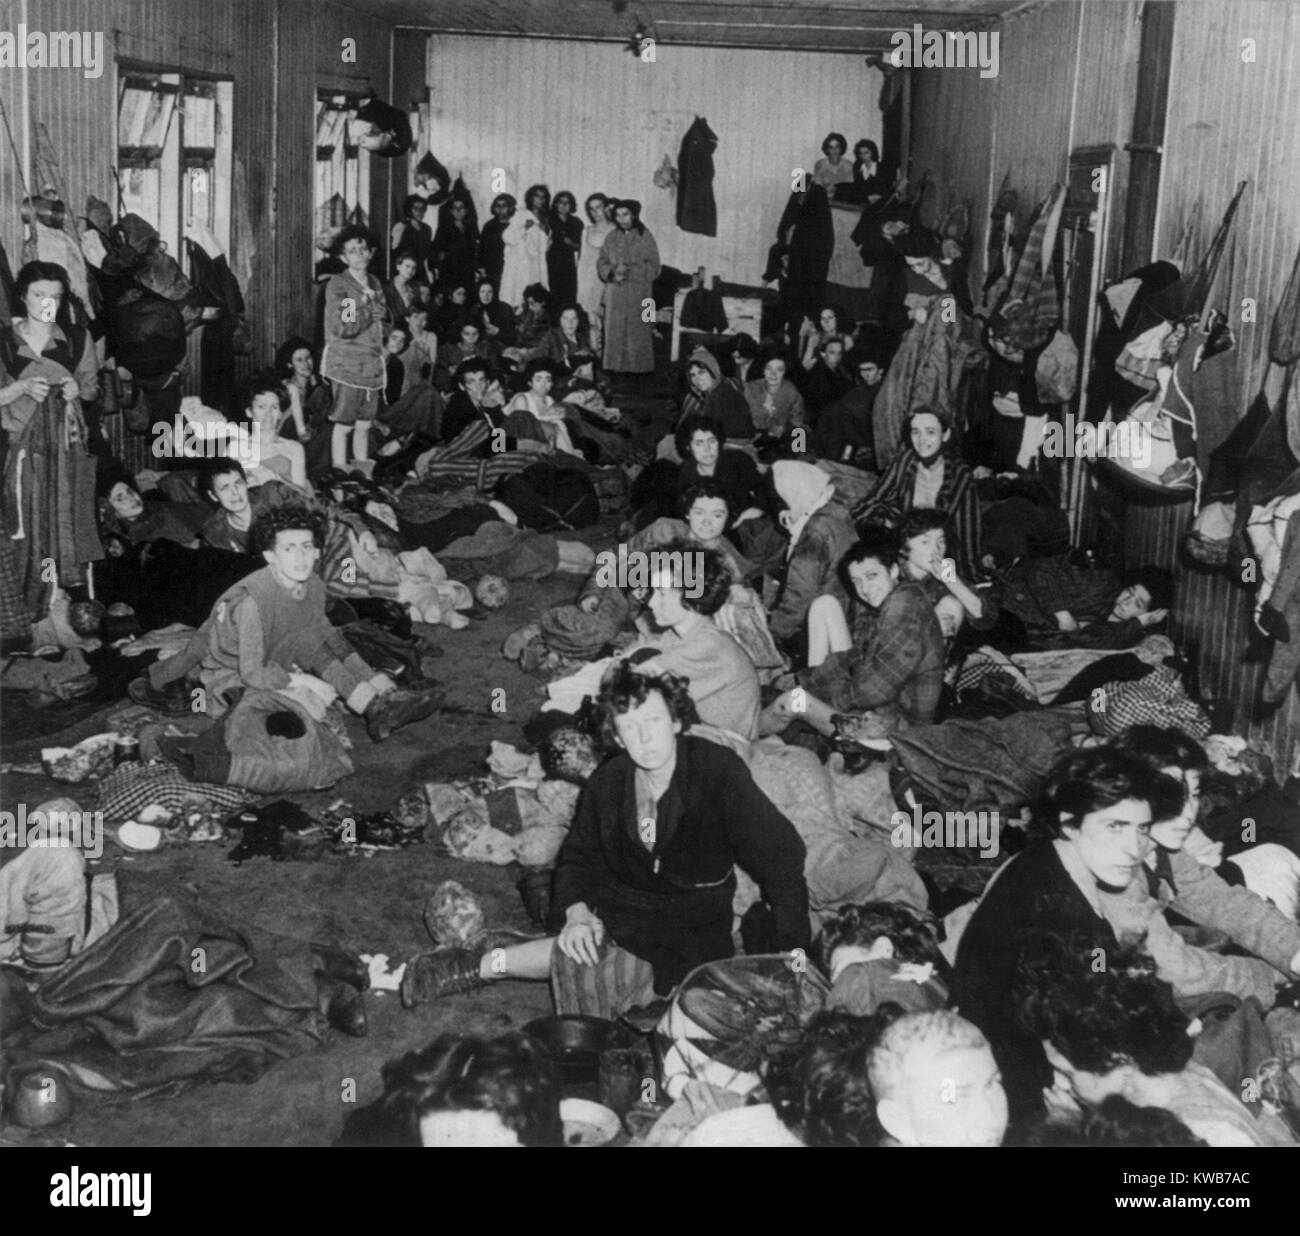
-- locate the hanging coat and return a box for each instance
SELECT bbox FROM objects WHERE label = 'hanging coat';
[599,226,661,374]
[676,117,719,238]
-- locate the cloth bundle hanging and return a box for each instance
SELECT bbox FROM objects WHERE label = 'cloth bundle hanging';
[989,184,1064,354]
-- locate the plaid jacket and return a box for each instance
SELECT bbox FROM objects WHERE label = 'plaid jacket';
[798,581,945,728]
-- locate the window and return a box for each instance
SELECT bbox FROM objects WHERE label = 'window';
[315,91,372,267]
[116,69,233,271]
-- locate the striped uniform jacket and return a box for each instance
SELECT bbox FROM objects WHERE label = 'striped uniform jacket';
[851,446,983,581]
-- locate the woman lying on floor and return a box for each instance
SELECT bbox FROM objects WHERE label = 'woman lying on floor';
[761,527,946,742]
[400,662,810,1019]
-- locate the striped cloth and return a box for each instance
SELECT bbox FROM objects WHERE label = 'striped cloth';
[413,421,534,491]
[551,939,656,1019]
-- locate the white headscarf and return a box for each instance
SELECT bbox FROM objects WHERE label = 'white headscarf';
[773,460,835,557]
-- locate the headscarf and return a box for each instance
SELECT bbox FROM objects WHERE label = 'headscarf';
[773,460,835,556]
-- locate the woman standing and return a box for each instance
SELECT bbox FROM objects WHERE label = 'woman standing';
[546,191,583,308]
[0,261,101,617]
[431,196,479,291]
[577,193,615,351]
[320,226,390,469]
[599,200,661,378]
[479,194,514,293]
[500,184,551,309]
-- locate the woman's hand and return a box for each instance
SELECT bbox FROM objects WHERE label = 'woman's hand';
[485,323,500,336]
[579,594,601,614]
[20,376,52,401]
[558,904,605,966]
[1054,609,1080,632]
[60,377,80,401]
[1139,608,1169,628]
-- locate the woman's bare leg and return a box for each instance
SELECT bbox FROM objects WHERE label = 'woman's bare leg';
[478,936,556,980]
[807,595,852,667]
[352,420,372,463]
[331,423,351,469]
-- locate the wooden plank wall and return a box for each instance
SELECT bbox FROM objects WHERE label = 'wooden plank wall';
[0,0,396,468]
[422,33,879,282]
[909,0,1300,775]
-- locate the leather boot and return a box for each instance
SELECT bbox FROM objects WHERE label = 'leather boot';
[400,947,486,1009]
[319,976,369,1037]
[311,943,370,991]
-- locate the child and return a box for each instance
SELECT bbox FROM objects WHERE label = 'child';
[819,901,949,1017]
[196,506,441,741]
[866,1009,1009,1147]
[321,225,390,470]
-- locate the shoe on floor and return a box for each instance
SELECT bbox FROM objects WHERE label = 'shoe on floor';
[128,675,191,716]
[319,976,369,1036]
[365,684,444,742]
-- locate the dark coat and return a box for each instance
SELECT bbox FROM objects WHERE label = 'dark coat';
[546,214,583,306]
[953,842,1119,1121]
[478,218,508,292]
[777,184,834,284]
[552,734,809,992]
[676,116,719,238]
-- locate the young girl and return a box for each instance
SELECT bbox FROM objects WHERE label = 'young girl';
[321,226,390,469]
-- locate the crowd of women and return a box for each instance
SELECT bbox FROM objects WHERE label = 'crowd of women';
[2,134,1299,1149]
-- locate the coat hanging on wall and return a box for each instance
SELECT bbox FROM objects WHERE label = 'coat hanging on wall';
[676,116,718,238]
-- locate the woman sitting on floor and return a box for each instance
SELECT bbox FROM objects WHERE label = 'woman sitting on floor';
[543,542,764,744]
[761,527,946,740]
[896,508,999,643]
[99,474,207,549]
[853,405,982,582]
[744,349,807,442]
[502,358,585,460]
[538,303,596,373]
[1017,933,1296,1146]
[400,663,810,1020]
[952,746,1182,1123]
[469,278,516,348]
[521,480,760,669]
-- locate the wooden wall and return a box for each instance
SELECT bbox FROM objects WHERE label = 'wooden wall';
[0,0,396,467]
[909,0,1300,775]
[423,33,880,282]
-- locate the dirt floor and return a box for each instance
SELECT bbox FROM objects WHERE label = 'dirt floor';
[0,386,680,1148]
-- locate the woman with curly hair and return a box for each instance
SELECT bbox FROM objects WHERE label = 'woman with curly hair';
[402,663,810,1017]
[1017,934,1296,1146]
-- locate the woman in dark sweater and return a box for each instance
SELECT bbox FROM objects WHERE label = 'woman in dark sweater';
[546,191,584,307]
[952,747,1181,1123]
[401,663,810,1015]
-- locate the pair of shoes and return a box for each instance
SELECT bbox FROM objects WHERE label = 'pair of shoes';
[311,943,371,991]
[128,674,191,716]
[319,976,369,1036]
[364,684,444,741]
[400,947,486,1008]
